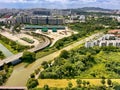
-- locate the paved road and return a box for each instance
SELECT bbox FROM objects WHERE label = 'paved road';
[5,32,102,87]
[0,36,50,67]
[0,44,13,57]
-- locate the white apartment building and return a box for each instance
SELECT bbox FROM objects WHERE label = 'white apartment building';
[85,34,120,48]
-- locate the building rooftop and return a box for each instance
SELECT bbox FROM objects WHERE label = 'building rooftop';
[24,25,65,30]
[108,29,120,34]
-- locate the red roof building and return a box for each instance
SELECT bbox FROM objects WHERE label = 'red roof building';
[108,30,120,37]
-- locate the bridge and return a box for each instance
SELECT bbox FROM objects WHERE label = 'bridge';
[0,35,51,68]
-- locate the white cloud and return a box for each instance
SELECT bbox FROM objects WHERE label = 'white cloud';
[0,0,120,9]
[82,0,96,2]
[0,0,97,3]
[0,0,39,3]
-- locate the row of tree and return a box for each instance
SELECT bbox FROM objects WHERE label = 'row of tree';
[0,64,13,85]
[33,79,120,90]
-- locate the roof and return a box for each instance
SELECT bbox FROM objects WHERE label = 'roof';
[42,28,48,32]
[25,25,65,30]
[108,30,120,34]
[52,28,57,32]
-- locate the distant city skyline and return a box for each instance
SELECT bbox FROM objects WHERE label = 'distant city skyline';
[0,0,120,9]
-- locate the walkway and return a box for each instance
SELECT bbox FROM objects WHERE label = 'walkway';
[0,44,13,57]
[5,32,102,87]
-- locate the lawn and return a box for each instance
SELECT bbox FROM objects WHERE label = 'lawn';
[37,79,120,88]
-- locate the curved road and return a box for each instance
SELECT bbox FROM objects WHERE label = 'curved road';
[5,32,103,87]
[0,35,51,67]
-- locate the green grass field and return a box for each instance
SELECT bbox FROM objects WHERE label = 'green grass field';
[76,51,120,79]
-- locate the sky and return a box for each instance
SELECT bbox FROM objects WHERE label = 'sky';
[0,0,120,9]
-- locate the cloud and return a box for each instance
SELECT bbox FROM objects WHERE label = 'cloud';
[0,0,39,3]
[0,0,97,3]
[0,0,120,9]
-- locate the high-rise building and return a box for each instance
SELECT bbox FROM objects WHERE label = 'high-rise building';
[33,10,51,16]
[48,17,57,25]
[11,15,64,25]
[51,10,71,16]
[38,17,47,25]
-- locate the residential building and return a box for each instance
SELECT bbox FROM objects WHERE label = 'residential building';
[33,10,51,16]
[108,29,120,37]
[9,15,64,25]
[85,34,120,48]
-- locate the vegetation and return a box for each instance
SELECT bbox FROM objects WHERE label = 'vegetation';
[39,46,120,79]
[0,51,5,59]
[26,78,38,89]
[35,79,120,90]
[0,34,31,53]
[13,24,21,33]
[0,64,13,86]
[22,51,36,63]
[21,37,34,44]
[0,22,5,26]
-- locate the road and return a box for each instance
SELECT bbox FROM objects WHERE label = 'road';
[0,36,51,67]
[5,32,102,87]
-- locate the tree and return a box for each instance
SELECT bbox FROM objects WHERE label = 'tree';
[113,82,120,90]
[0,51,5,59]
[86,81,90,87]
[0,75,4,85]
[35,68,40,75]
[63,63,75,77]
[68,82,73,89]
[30,73,35,78]
[60,50,69,59]
[83,80,87,87]
[72,34,78,40]
[107,79,112,87]
[22,51,36,63]
[44,84,49,90]
[3,63,8,72]
[76,79,82,87]
[101,78,106,86]
[41,61,49,69]
[26,78,38,89]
